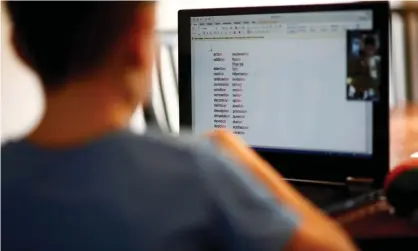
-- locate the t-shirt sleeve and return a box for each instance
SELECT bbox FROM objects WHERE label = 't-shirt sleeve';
[193,140,299,251]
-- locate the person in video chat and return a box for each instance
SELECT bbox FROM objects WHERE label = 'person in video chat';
[2,2,356,251]
[347,35,380,100]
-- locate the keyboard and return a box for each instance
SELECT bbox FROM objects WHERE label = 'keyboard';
[293,182,350,208]
[292,182,383,214]
[324,190,384,215]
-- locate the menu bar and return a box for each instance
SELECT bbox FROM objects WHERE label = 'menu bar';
[191,21,372,39]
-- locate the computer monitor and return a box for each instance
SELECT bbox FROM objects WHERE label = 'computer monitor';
[178,2,389,184]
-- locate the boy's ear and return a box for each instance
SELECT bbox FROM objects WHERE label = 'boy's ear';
[126,3,157,68]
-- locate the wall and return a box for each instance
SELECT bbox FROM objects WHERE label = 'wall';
[1,10,44,143]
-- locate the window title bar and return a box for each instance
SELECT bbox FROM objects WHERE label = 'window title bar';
[191,10,372,25]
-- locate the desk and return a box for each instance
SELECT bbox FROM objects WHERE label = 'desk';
[342,104,418,246]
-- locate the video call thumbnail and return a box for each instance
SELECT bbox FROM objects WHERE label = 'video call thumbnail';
[346,30,381,102]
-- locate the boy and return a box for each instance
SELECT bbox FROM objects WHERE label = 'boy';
[2,2,355,251]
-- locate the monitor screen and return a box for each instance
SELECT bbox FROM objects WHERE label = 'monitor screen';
[189,10,381,158]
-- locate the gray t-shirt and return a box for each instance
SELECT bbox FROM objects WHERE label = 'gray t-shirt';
[1,129,298,251]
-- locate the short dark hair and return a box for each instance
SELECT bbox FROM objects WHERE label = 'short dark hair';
[364,35,376,47]
[6,2,149,89]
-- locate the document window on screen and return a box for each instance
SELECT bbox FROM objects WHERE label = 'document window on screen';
[190,10,377,156]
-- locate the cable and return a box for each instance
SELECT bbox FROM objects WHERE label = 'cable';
[155,45,173,133]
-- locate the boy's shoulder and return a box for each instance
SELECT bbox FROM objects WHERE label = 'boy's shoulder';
[1,129,223,174]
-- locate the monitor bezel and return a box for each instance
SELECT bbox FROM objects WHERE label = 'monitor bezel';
[178,1,390,185]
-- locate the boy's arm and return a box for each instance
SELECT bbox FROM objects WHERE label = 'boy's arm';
[196,130,357,251]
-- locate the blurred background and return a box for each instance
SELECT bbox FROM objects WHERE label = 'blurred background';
[1,0,417,143]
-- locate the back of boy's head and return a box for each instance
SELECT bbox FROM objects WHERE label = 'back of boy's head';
[6,2,151,90]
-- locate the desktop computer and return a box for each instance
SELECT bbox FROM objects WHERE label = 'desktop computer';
[178,2,389,209]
